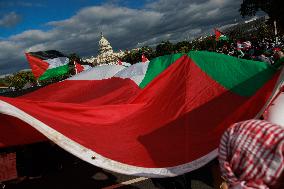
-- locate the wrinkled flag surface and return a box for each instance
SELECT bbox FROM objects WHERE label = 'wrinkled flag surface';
[0,51,283,177]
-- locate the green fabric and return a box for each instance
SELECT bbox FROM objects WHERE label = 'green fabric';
[187,51,278,96]
[219,35,229,41]
[139,53,184,88]
[39,64,69,80]
[272,57,284,70]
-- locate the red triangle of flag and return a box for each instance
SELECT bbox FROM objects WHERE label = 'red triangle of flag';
[25,53,49,79]
[214,28,222,41]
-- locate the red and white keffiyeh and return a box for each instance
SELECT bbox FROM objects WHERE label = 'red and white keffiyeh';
[219,119,284,189]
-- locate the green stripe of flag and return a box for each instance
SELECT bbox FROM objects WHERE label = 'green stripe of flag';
[39,64,69,81]
[139,53,184,88]
[187,51,277,96]
[219,35,229,41]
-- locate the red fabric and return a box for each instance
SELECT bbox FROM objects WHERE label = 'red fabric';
[142,54,149,63]
[219,120,284,189]
[0,114,46,148]
[214,28,222,41]
[273,47,281,52]
[75,61,84,73]
[0,56,279,168]
[25,53,49,79]
[0,152,17,182]
[117,59,122,65]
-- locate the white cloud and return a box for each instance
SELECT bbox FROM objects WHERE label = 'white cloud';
[11,30,54,42]
[0,0,248,74]
[0,12,22,28]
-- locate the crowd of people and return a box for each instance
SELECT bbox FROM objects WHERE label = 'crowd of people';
[215,38,284,189]
[214,37,284,65]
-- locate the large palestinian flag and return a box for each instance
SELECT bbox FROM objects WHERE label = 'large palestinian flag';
[0,51,283,177]
[25,50,69,80]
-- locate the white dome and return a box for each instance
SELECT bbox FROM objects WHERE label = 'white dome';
[98,33,113,54]
[82,32,125,66]
[99,35,111,47]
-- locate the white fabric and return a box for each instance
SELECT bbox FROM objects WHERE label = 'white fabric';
[68,62,148,85]
[121,62,131,67]
[45,57,69,68]
[242,41,252,48]
[68,64,126,80]
[266,91,284,127]
[114,62,149,85]
[82,65,92,71]
[237,42,243,49]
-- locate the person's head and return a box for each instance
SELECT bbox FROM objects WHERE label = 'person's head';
[273,50,284,61]
[219,119,284,189]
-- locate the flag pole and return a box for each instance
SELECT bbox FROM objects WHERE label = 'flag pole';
[213,35,216,51]
[74,60,78,75]
[274,20,278,45]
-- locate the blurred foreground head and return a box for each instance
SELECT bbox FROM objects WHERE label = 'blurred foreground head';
[219,119,284,189]
[273,50,284,61]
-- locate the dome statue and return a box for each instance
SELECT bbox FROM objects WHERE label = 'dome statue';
[83,32,125,66]
[99,32,113,54]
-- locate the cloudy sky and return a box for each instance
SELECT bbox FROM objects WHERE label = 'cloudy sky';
[0,0,257,75]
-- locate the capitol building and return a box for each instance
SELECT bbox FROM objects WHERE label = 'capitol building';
[83,33,125,66]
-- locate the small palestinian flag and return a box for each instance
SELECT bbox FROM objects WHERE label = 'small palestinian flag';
[25,50,69,80]
[141,54,149,63]
[117,59,122,65]
[214,28,229,41]
[74,61,92,74]
[74,60,84,74]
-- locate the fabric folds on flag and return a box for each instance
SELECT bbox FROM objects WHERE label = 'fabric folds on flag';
[25,50,69,80]
[117,59,131,67]
[0,51,283,177]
